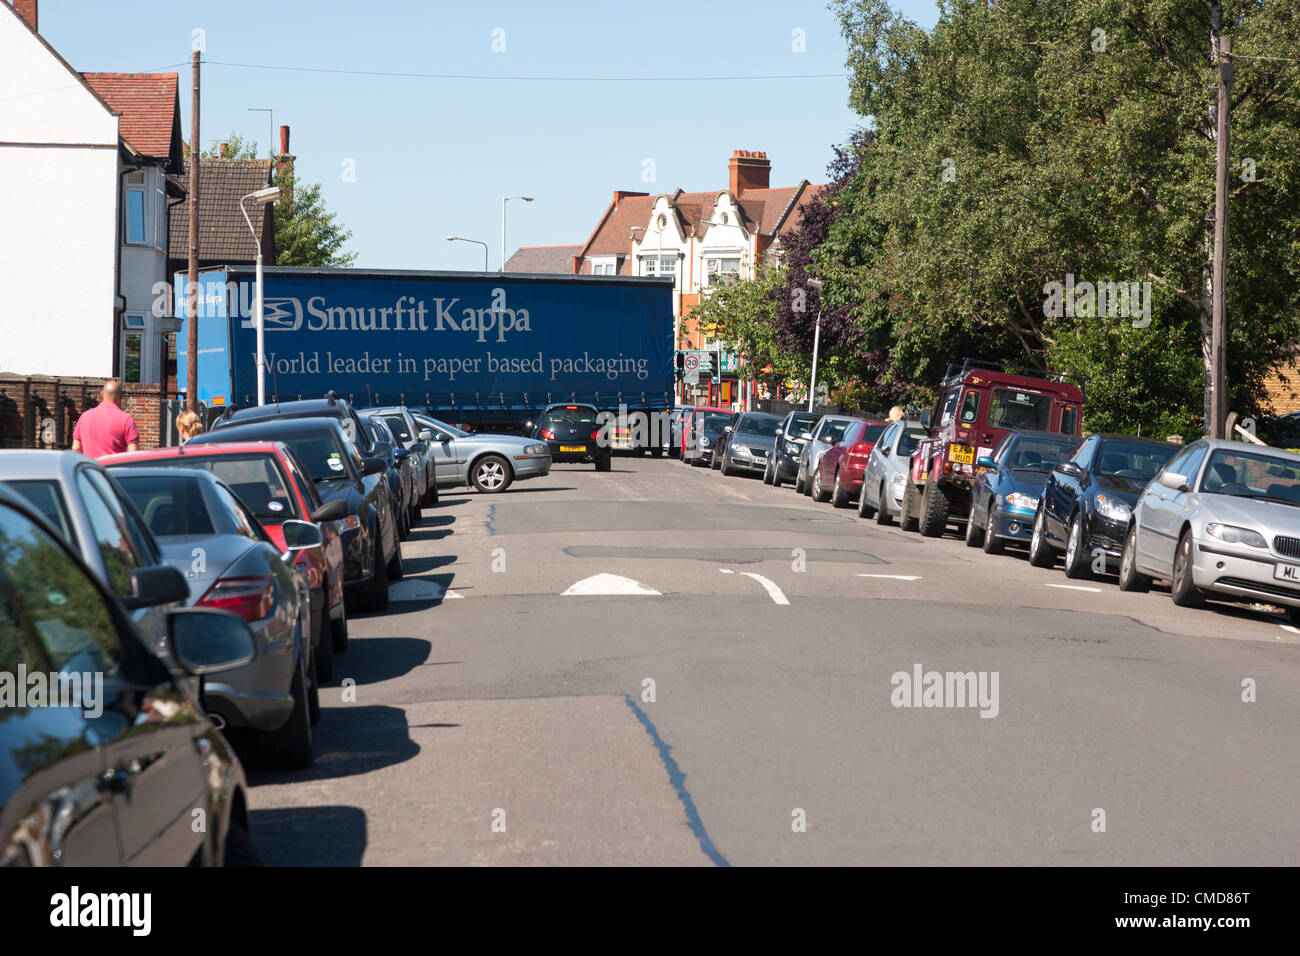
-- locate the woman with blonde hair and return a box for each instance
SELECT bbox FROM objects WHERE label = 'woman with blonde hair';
[176,410,204,445]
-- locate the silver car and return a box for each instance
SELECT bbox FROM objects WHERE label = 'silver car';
[373,405,439,506]
[858,420,928,523]
[1119,439,1300,623]
[794,415,859,496]
[412,413,552,493]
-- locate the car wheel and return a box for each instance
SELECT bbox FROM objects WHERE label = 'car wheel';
[793,467,806,494]
[1171,529,1205,607]
[221,821,262,867]
[812,467,830,502]
[711,449,723,470]
[772,465,784,488]
[721,455,735,477]
[386,540,404,581]
[858,482,877,518]
[314,601,334,684]
[471,455,513,493]
[250,652,313,771]
[875,483,893,526]
[596,454,612,472]
[763,460,775,485]
[395,503,409,542]
[359,531,390,612]
[964,504,985,547]
[1028,507,1055,568]
[918,477,950,538]
[899,482,920,532]
[831,471,851,508]
[331,606,349,652]
[306,638,321,726]
[1063,514,1093,578]
[981,506,1004,555]
[409,501,421,528]
[1117,524,1151,592]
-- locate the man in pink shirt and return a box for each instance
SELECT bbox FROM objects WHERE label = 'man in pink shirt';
[72,379,140,458]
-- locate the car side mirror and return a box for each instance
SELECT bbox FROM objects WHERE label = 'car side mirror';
[310,499,348,522]
[435,432,452,443]
[977,455,997,469]
[1159,471,1189,492]
[361,457,388,477]
[123,564,190,610]
[168,608,256,675]
[801,431,813,440]
[418,429,435,441]
[281,518,324,551]
[1057,461,1083,477]
[775,428,783,437]
[724,425,733,433]
[371,440,393,458]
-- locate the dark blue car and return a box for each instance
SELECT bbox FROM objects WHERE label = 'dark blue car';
[964,431,1081,553]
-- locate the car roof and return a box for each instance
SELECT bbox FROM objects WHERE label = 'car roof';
[111,465,225,484]
[737,411,781,421]
[1092,433,1180,445]
[693,406,732,414]
[0,449,98,481]
[220,398,347,421]
[1005,429,1081,442]
[189,417,345,443]
[103,442,290,465]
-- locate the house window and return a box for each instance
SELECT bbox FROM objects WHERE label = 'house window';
[704,257,741,286]
[122,314,145,384]
[590,260,616,275]
[642,256,676,278]
[125,189,146,244]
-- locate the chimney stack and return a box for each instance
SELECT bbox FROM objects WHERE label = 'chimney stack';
[276,124,295,200]
[728,150,770,195]
[14,0,37,31]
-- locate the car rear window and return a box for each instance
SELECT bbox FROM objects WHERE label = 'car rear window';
[6,480,76,545]
[131,454,300,520]
[817,419,853,443]
[540,407,598,428]
[738,416,780,437]
[380,415,413,444]
[1005,436,1079,471]
[699,413,734,429]
[898,427,927,456]
[862,424,886,444]
[286,434,351,481]
[1096,441,1177,480]
[987,389,1053,430]
[115,475,216,538]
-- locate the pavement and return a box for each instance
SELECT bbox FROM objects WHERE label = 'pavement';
[246,455,1300,865]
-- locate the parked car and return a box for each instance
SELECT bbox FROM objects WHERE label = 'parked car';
[683,408,736,467]
[359,412,419,540]
[371,405,440,506]
[811,419,888,506]
[964,430,1082,552]
[766,410,822,487]
[795,415,861,495]
[213,394,373,453]
[668,406,695,458]
[718,411,782,477]
[412,412,552,490]
[529,404,609,474]
[858,420,929,524]
[1028,433,1179,577]
[102,440,351,679]
[187,417,402,612]
[112,467,322,770]
[0,450,181,652]
[1118,440,1300,622]
[0,483,262,866]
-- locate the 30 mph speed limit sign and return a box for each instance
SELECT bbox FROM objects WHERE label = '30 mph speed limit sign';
[684,354,700,372]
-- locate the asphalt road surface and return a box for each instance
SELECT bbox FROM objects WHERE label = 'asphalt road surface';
[247,455,1300,866]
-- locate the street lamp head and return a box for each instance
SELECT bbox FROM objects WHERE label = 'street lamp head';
[246,185,281,204]
[521,196,534,202]
[445,235,456,241]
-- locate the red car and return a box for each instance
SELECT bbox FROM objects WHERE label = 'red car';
[103,440,349,681]
[812,419,889,507]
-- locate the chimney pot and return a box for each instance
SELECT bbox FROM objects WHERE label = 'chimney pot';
[14,0,37,31]
[279,124,290,156]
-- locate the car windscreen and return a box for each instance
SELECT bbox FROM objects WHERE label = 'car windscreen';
[1005,436,1079,472]
[987,389,1054,431]
[787,413,819,436]
[817,419,854,443]
[540,407,598,428]
[1200,449,1300,504]
[285,433,352,481]
[380,415,413,445]
[898,427,928,457]
[6,480,77,546]
[737,417,781,438]
[699,413,734,431]
[115,475,216,538]
[1096,441,1177,481]
[128,455,300,520]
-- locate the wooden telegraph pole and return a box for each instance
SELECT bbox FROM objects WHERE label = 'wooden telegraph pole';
[186,49,201,412]
[1210,34,1232,438]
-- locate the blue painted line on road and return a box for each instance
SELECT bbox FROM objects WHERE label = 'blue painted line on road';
[484,503,497,536]
[623,695,729,867]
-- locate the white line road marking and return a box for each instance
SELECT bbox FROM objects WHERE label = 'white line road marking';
[720,568,789,605]
[1044,583,1103,593]
[388,579,463,601]
[857,573,922,581]
[563,573,661,596]
[1280,625,1300,636]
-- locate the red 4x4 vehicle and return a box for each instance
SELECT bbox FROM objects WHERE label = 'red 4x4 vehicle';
[901,359,1084,537]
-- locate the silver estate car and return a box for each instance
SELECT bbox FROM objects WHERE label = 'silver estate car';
[1118,439,1300,623]
[858,420,928,523]
[412,413,551,493]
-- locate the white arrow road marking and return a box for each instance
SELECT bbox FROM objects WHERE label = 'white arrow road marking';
[719,568,789,605]
[1279,625,1300,637]
[563,573,661,596]
[857,573,922,581]
[1044,583,1102,593]
[388,579,463,601]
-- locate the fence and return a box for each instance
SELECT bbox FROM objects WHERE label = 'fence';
[0,374,172,451]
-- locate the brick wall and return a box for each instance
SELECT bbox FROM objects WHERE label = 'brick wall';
[1262,355,1300,416]
[0,374,168,450]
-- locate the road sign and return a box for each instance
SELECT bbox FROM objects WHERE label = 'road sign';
[684,370,700,385]
[684,354,700,372]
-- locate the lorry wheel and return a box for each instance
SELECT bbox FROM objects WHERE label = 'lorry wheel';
[981,507,1004,554]
[471,455,513,492]
[1117,525,1150,592]
[359,533,390,612]
[1170,530,1205,608]
[1028,507,1055,568]
[1063,515,1091,579]
[899,483,920,532]
[831,471,850,508]
[918,477,950,537]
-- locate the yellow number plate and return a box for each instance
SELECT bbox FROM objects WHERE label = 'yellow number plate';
[950,445,974,465]
[560,445,585,452]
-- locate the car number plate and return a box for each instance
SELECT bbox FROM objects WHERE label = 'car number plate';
[1274,562,1300,582]
[950,444,975,465]
[560,445,585,452]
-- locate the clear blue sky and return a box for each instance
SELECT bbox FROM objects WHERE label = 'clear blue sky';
[46,0,939,270]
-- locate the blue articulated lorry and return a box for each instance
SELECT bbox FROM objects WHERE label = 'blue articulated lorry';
[176,267,675,441]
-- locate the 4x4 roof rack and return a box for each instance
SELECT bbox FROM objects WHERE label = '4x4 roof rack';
[941,357,1086,398]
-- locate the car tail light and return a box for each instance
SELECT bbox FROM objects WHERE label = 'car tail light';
[540,428,556,440]
[197,576,276,622]
[849,442,875,459]
[590,429,602,442]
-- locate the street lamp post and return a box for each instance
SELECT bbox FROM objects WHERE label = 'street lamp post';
[701,219,742,409]
[806,277,823,413]
[240,185,282,406]
[633,223,675,398]
[501,195,533,272]
[446,235,489,272]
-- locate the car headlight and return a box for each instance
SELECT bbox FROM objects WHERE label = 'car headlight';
[524,444,546,455]
[784,441,802,456]
[1095,493,1131,522]
[1004,492,1037,510]
[1206,522,1267,548]
[700,436,710,448]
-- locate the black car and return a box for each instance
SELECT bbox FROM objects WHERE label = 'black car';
[359,412,419,540]
[688,411,737,468]
[719,412,783,477]
[213,394,373,452]
[187,417,403,611]
[767,409,822,487]
[532,403,611,471]
[1029,433,1179,577]
[372,405,439,507]
[0,483,261,866]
